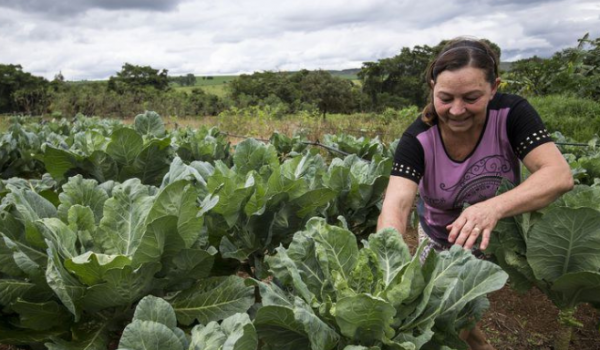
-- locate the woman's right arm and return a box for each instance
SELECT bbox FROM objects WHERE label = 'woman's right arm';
[377,176,418,234]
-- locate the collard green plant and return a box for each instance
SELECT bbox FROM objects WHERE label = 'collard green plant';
[173,126,232,165]
[43,125,174,185]
[0,121,45,179]
[253,218,508,350]
[323,154,391,236]
[486,182,600,350]
[0,175,255,348]
[323,134,386,161]
[205,146,336,276]
[117,295,257,350]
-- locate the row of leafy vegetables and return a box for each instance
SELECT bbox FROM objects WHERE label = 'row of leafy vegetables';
[0,172,508,349]
[0,112,599,349]
[0,113,394,183]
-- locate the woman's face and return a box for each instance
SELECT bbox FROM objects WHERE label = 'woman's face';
[432,66,498,134]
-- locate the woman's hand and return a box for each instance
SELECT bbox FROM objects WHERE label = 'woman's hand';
[446,202,501,250]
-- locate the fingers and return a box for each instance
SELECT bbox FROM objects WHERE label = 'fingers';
[453,222,479,248]
[463,226,481,250]
[479,229,491,251]
[447,217,466,244]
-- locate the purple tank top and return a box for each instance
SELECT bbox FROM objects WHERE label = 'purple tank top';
[417,108,520,242]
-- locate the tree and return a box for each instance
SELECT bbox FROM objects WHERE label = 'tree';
[107,63,170,93]
[0,64,49,114]
[357,38,502,111]
[184,73,196,86]
[299,70,354,118]
[502,34,600,99]
[358,45,434,110]
[228,71,300,106]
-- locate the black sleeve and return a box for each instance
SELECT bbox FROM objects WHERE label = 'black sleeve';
[506,98,553,159]
[392,132,425,184]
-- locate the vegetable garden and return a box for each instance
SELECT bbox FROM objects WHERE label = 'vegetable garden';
[0,112,599,350]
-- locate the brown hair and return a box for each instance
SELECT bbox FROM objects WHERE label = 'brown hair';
[422,38,499,125]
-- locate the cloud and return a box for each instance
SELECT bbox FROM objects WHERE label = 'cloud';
[0,0,599,80]
[0,0,185,16]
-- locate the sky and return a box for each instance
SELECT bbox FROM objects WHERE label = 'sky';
[0,0,599,81]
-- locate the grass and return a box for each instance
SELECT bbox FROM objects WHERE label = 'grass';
[0,115,12,132]
[529,94,600,142]
[175,84,229,97]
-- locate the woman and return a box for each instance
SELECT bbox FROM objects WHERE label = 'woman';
[377,38,573,350]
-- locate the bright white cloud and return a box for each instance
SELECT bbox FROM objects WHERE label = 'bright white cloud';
[0,0,598,80]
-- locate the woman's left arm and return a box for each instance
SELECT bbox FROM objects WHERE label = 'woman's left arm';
[449,142,574,250]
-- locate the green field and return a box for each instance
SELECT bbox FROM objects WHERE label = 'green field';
[174,83,229,97]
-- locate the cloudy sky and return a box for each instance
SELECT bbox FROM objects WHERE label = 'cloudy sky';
[1,0,599,81]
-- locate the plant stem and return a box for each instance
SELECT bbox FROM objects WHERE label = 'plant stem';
[555,308,582,350]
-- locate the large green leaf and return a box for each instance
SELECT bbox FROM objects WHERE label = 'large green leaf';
[7,185,57,249]
[334,294,396,344]
[37,218,79,259]
[189,322,226,350]
[65,252,132,286]
[304,217,358,281]
[527,207,600,282]
[161,247,217,288]
[45,316,112,350]
[161,157,212,188]
[106,128,144,166]
[120,137,172,185]
[292,188,337,218]
[67,205,97,252]
[147,180,206,249]
[254,301,339,350]
[266,245,314,303]
[209,173,256,227]
[171,276,255,326]
[11,300,71,331]
[254,305,310,350]
[118,320,184,350]
[45,240,85,321]
[401,246,507,333]
[1,234,47,282]
[233,138,279,177]
[95,179,154,256]
[58,175,108,225]
[81,150,119,183]
[133,111,166,138]
[219,313,258,350]
[189,313,258,350]
[0,279,37,306]
[82,262,160,312]
[133,295,177,329]
[366,228,411,289]
[551,271,600,309]
[43,145,83,180]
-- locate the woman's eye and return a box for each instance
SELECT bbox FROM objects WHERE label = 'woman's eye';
[464,97,479,103]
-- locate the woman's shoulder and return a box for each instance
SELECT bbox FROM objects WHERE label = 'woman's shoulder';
[489,92,530,110]
[403,114,434,138]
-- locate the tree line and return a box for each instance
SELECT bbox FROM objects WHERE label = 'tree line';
[0,34,598,119]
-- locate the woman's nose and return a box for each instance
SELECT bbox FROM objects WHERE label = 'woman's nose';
[449,101,466,115]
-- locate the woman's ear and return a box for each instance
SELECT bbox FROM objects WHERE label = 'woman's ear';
[429,79,435,88]
[491,77,501,96]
